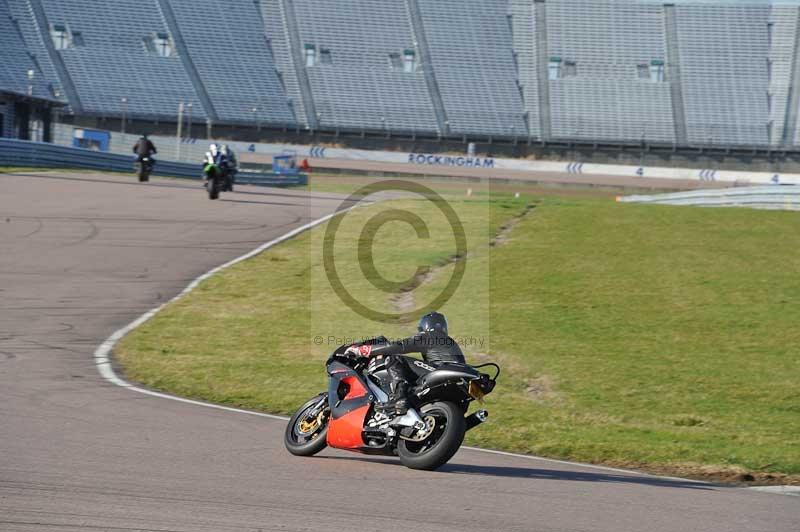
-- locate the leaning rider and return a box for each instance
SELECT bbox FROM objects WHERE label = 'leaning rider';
[345,312,465,415]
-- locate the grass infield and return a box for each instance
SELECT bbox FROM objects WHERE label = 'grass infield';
[116,181,800,484]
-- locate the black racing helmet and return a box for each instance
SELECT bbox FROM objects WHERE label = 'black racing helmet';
[418,312,448,335]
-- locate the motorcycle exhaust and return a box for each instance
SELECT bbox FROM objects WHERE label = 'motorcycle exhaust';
[465,410,488,431]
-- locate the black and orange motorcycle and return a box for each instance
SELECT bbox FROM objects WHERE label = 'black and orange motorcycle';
[284,337,499,470]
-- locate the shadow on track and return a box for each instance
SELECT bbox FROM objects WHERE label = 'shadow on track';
[219,198,313,207]
[439,463,713,490]
[318,455,712,490]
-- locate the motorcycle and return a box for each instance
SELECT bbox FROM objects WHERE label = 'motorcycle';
[223,166,236,192]
[204,163,234,200]
[284,337,500,470]
[135,157,154,182]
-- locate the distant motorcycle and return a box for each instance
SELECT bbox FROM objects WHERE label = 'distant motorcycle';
[284,337,500,470]
[223,165,236,193]
[203,163,234,200]
[135,157,154,182]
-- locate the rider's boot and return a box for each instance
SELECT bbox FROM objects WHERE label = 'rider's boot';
[377,382,409,416]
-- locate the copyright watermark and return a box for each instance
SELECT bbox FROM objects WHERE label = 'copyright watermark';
[321,180,467,325]
[311,335,487,349]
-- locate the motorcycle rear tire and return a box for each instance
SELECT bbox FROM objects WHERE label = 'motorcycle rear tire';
[397,401,465,471]
[137,165,149,182]
[284,394,329,457]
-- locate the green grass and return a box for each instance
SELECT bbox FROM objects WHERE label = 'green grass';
[0,166,59,174]
[0,166,133,177]
[116,190,800,483]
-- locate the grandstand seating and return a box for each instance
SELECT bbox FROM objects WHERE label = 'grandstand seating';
[266,0,439,134]
[0,0,794,149]
[168,0,294,125]
[416,0,527,137]
[544,0,675,143]
[676,4,770,146]
[0,0,52,100]
[39,0,205,119]
[508,0,542,140]
[767,3,797,146]
[17,0,206,119]
[259,0,310,128]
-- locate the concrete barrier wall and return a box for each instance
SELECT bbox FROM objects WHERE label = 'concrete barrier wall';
[51,123,800,186]
[619,186,800,210]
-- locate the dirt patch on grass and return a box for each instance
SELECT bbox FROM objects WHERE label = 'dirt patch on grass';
[390,256,461,312]
[391,269,435,312]
[491,204,536,247]
[391,204,535,313]
[525,375,558,402]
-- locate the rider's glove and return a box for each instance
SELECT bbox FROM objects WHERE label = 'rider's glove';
[344,345,373,358]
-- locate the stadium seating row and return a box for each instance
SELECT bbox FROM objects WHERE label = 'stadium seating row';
[0,0,792,147]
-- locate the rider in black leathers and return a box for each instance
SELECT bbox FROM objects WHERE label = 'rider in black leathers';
[347,312,464,415]
[132,135,157,163]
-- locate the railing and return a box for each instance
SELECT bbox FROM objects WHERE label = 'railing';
[0,139,307,187]
[618,186,800,211]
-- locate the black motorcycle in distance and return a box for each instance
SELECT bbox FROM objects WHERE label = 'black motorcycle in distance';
[285,337,500,470]
[135,157,154,182]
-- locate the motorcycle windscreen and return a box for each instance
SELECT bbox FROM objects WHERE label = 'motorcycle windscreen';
[326,404,369,449]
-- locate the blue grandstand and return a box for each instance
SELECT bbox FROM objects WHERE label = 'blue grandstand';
[1,0,797,150]
[0,0,61,139]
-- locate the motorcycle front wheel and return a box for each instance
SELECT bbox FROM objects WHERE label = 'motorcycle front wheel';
[397,401,465,471]
[208,177,220,200]
[284,394,329,457]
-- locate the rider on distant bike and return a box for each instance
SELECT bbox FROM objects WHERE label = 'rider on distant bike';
[220,144,238,188]
[202,143,227,185]
[132,134,157,164]
[204,143,227,167]
[345,312,465,415]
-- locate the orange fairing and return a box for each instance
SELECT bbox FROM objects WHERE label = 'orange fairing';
[342,376,367,399]
[327,405,369,448]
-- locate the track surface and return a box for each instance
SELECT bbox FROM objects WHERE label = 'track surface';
[1,172,797,532]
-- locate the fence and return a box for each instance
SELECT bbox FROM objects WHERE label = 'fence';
[0,138,307,187]
[618,186,800,210]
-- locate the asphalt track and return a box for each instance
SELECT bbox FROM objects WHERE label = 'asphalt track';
[1,171,797,532]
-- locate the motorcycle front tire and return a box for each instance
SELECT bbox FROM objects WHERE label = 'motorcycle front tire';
[284,394,329,457]
[208,177,220,200]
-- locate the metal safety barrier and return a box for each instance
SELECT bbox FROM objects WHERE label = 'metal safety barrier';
[0,139,307,187]
[618,185,800,211]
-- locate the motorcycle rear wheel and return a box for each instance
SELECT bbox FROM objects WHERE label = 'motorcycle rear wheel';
[397,401,465,471]
[284,394,329,457]
[137,165,149,182]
